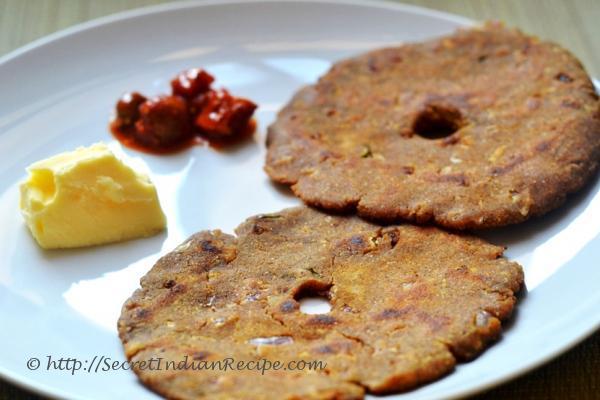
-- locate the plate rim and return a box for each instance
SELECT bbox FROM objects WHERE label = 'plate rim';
[0,0,598,399]
[0,0,474,68]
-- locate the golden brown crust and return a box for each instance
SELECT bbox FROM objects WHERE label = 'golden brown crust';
[265,22,600,229]
[118,207,523,399]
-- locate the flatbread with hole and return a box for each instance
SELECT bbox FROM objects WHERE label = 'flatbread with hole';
[265,22,600,229]
[118,206,523,399]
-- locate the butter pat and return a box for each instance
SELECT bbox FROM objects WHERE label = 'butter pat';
[20,143,166,249]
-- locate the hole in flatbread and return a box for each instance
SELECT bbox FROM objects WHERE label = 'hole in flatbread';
[293,280,332,315]
[249,336,294,346]
[412,103,464,139]
[299,297,331,315]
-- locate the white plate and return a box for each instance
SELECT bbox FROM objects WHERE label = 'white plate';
[0,1,598,399]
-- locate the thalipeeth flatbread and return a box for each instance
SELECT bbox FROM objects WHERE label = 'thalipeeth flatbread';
[118,207,523,399]
[265,22,600,229]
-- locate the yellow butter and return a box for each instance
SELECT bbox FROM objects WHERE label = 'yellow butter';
[20,143,166,249]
